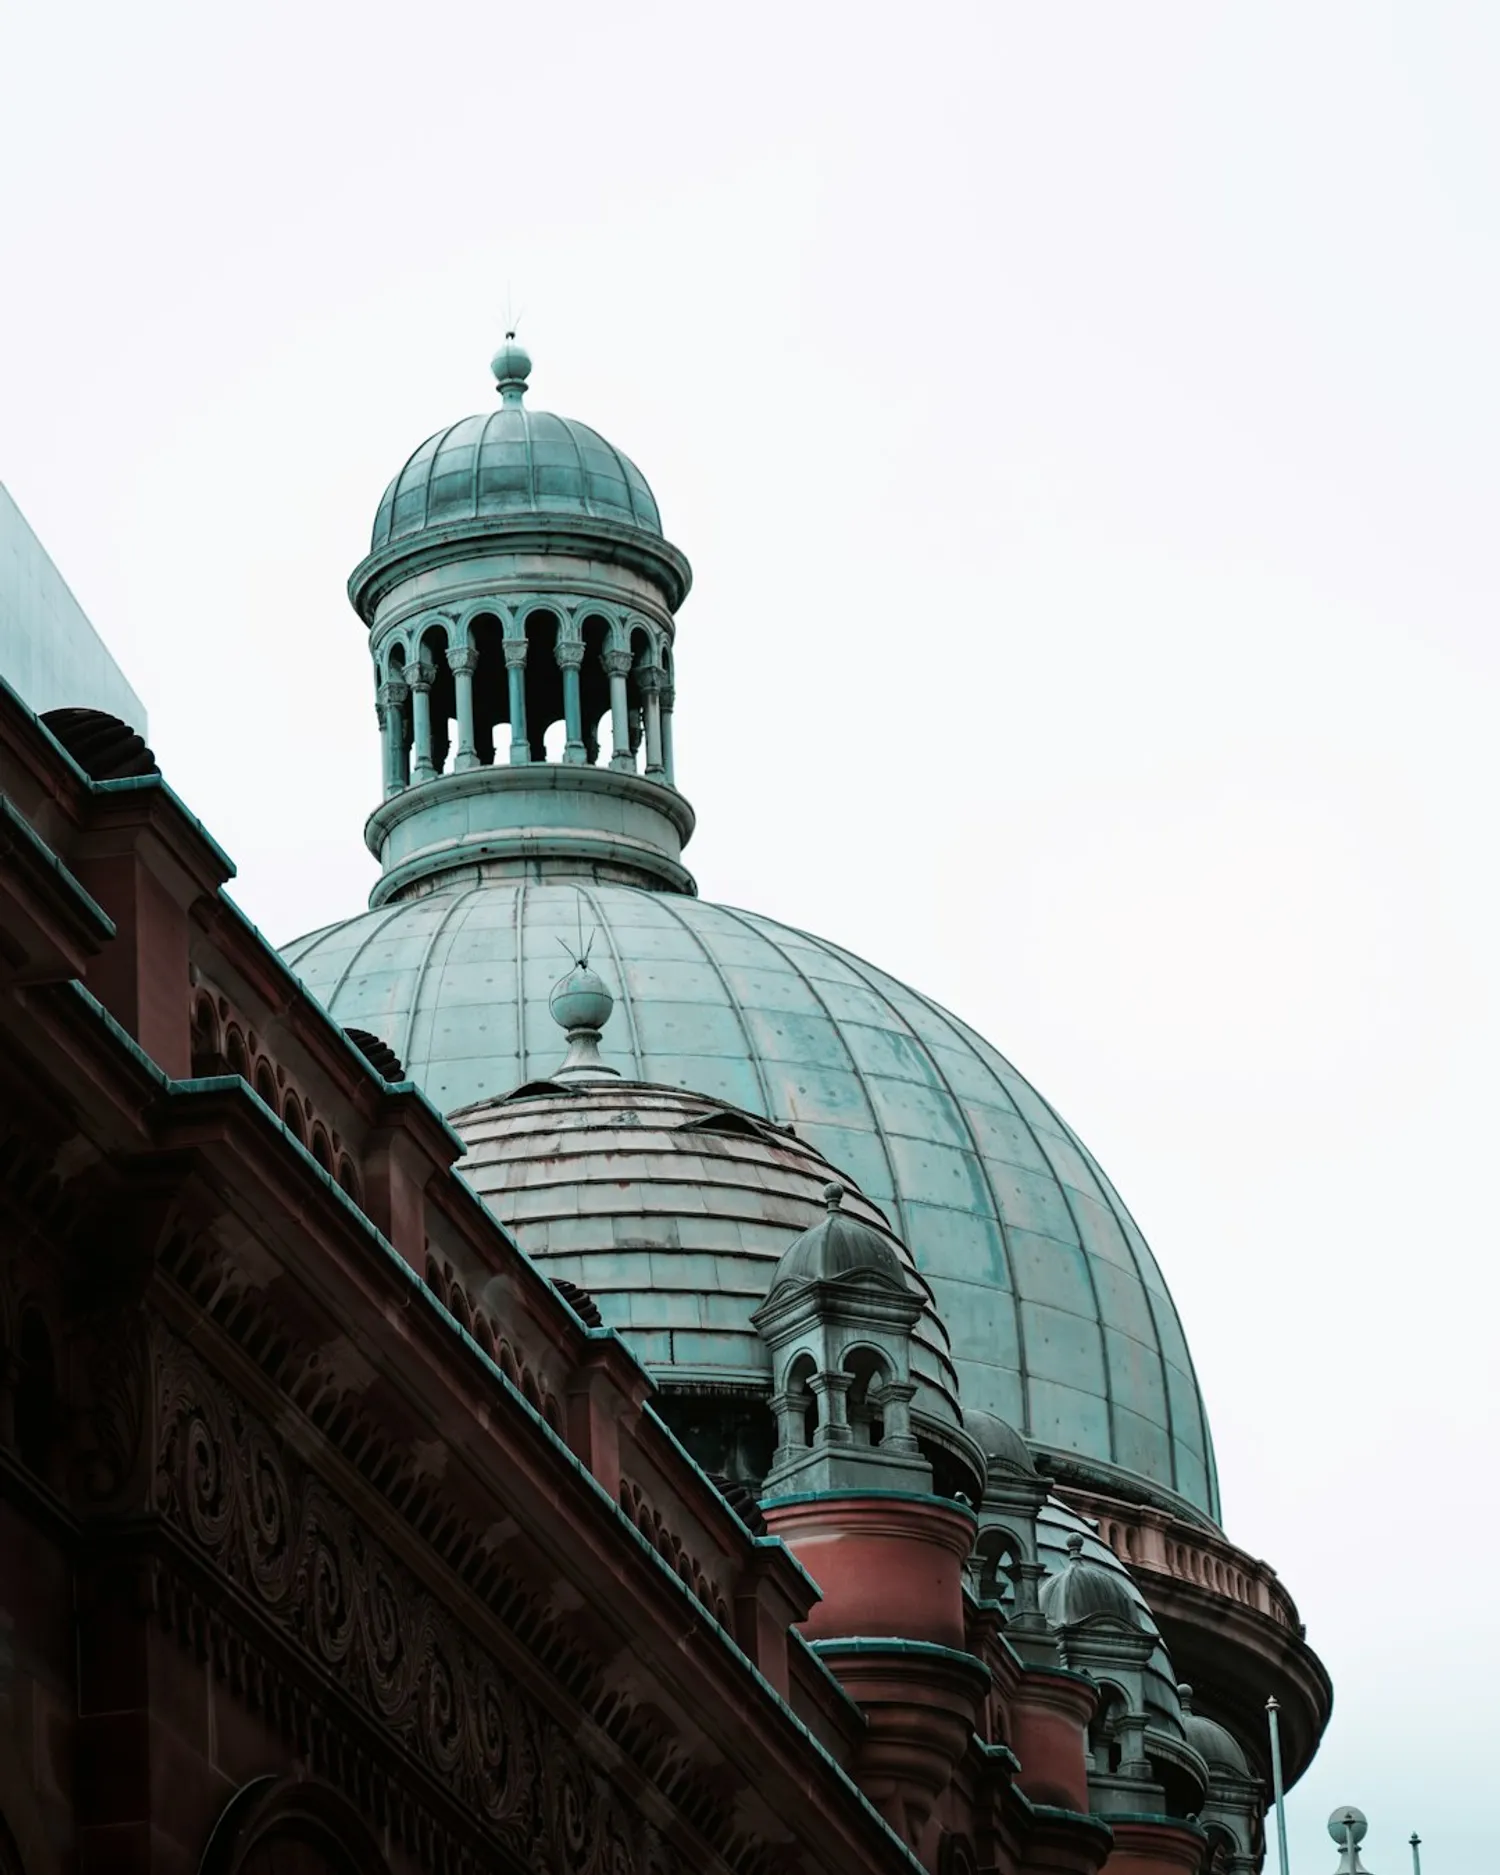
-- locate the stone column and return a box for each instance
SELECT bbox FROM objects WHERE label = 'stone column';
[878,1379,920,1455]
[637,666,665,780]
[407,662,438,783]
[503,639,530,764]
[555,640,586,764]
[660,681,676,787]
[768,1390,806,1459]
[603,648,635,771]
[376,679,410,798]
[808,1372,853,1447]
[447,645,480,772]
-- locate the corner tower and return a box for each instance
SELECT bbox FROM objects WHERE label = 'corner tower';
[348,337,695,905]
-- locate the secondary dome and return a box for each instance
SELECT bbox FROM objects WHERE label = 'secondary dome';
[284,878,1220,1522]
[447,1074,971,1484]
[370,340,661,550]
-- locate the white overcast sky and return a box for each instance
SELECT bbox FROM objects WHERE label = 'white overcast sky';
[3,4,1496,1867]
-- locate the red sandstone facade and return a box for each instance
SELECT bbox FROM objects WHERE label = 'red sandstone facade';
[0,679,1291,1875]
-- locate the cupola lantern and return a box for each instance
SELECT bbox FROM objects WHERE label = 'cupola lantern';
[349,340,696,906]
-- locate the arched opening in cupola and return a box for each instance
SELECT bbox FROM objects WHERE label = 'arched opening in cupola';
[523,611,564,763]
[384,643,413,788]
[468,613,506,766]
[579,614,611,765]
[842,1345,890,1446]
[784,1351,818,1447]
[418,623,454,776]
[626,625,654,771]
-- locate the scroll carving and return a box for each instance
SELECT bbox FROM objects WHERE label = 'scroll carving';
[153,1337,699,1875]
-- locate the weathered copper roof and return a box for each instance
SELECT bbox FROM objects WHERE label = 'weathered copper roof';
[370,344,660,549]
[285,878,1221,1522]
[448,1076,967,1450]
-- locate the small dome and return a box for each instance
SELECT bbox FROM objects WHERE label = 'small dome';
[1040,1532,1143,1629]
[964,1406,1037,1479]
[446,1077,966,1448]
[769,1181,911,1293]
[370,347,661,551]
[1178,1685,1249,1775]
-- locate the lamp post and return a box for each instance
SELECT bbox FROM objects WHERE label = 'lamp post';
[1266,1698,1292,1875]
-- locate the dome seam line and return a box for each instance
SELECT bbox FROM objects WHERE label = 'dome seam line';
[813,935,1033,1437]
[648,897,776,1115]
[400,887,479,1071]
[576,881,644,1068]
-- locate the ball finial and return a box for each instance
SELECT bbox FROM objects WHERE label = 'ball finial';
[548,954,619,1082]
[491,331,532,404]
[822,1180,846,1212]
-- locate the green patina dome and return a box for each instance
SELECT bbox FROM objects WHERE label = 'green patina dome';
[370,343,661,550]
[284,879,1220,1522]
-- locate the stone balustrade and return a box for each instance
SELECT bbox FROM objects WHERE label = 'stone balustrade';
[1060,1486,1301,1631]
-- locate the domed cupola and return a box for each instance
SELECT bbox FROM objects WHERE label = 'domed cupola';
[1040,1533,1143,1629]
[348,339,695,905]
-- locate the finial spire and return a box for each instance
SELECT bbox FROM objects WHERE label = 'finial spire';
[822,1180,845,1212]
[491,331,532,406]
[548,953,619,1082]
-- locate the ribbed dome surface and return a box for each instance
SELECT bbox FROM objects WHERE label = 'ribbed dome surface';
[771,1194,910,1293]
[283,878,1219,1520]
[372,408,661,550]
[449,1080,964,1444]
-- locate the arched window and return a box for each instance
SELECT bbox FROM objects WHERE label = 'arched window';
[842,1345,891,1446]
[254,1061,278,1112]
[418,623,454,776]
[198,1776,390,1875]
[523,610,563,762]
[191,994,221,1076]
[468,613,506,766]
[225,1026,249,1081]
[579,614,612,765]
[783,1351,818,1446]
[281,1094,306,1148]
[310,1127,333,1175]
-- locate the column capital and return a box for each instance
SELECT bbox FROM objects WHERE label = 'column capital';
[659,683,675,712]
[376,679,409,708]
[446,645,479,676]
[554,640,586,671]
[602,647,634,677]
[405,661,437,694]
[502,639,529,670]
[635,665,664,695]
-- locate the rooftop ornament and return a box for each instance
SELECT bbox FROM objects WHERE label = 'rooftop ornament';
[491,330,532,406]
[1329,1805,1372,1875]
[548,941,619,1082]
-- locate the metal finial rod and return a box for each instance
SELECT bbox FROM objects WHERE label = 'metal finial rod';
[1410,1832,1422,1875]
[1266,1698,1291,1875]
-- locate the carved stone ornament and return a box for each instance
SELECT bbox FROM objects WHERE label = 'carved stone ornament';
[602,649,635,678]
[447,646,479,676]
[502,639,529,670]
[151,1336,703,1875]
[405,662,437,695]
[553,641,586,671]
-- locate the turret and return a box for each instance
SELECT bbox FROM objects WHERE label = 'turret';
[348,339,695,903]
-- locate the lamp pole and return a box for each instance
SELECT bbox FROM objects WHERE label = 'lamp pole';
[1266,1697,1292,1875]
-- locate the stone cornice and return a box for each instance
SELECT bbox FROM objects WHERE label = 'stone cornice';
[350,513,693,621]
